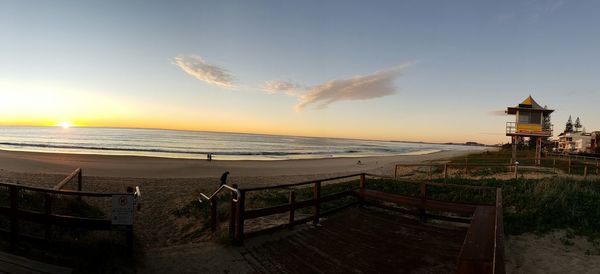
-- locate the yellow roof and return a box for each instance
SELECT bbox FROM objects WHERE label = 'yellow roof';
[521,95,534,105]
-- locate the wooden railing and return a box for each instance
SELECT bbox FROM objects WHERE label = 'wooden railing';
[0,169,139,251]
[207,173,504,273]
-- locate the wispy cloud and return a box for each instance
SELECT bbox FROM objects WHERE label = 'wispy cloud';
[294,63,412,110]
[173,55,236,88]
[262,80,302,95]
[496,0,564,23]
[488,110,507,116]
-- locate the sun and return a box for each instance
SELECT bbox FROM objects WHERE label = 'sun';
[58,121,73,129]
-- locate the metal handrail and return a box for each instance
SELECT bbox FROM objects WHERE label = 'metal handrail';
[199,184,241,203]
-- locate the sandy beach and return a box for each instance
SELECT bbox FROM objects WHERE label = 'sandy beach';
[0,148,483,179]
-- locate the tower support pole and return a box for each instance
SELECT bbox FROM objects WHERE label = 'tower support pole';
[536,138,542,166]
[511,136,517,164]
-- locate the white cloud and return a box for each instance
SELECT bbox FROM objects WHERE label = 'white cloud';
[294,63,412,110]
[173,55,236,88]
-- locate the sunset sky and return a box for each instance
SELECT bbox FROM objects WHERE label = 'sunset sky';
[1,0,599,144]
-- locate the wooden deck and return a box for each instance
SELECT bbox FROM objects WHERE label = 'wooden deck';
[240,207,467,273]
[0,251,72,274]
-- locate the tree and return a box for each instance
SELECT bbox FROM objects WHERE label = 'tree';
[574,117,582,132]
[565,115,574,133]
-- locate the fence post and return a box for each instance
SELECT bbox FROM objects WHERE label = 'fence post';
[9,186,18,249]
[44,193,52,242]
[584,166,588,179]
[596,160,599,175]
[229,184,238,240]
[419,183,427,221]
[428,165,432,181]
[288,191,296,229]
[553,158,556,173]
[234,189,245,244]
[313,181,321,225]
[210,196,218,232]
[568,159,572,174]
[77,168,82,191]
[443,164,448,181]
[514,164,519,179]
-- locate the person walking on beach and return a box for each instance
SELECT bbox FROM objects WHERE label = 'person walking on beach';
[220,171,229,186]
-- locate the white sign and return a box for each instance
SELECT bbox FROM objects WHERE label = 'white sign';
[111,195,134,225]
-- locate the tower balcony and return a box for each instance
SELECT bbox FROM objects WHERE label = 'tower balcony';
[506,122,553,137]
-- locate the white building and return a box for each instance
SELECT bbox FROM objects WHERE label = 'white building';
[557,131,595,153]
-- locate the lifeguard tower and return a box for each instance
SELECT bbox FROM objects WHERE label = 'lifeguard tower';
[506,96,554,164]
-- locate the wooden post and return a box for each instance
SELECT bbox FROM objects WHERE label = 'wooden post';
[126,228,134,254]
[77,169,82,191]
[428,165,432,181]
[511,136,517,164]
[514,164,519,179]
[394,165,398,179]
[419,183,427,221]
[553,158,556,173]
[443,164,448,181]
[234,189,245,244]
[313,181,321,225]
[210,196,218,232]
[596,160,599,175]
[288,191,296,229]
[584,166,588,178]
[9,186,18,249]
[568,159,572,174]
[44,193,52,241]
[359,173,366,190]
[229,184,238,240]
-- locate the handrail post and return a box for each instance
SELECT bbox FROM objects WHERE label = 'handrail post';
[229,184,238,240]
[419,183,427,221]
[234,189,245,244]
[9,186,18,249]
[44,193,52,242]
[210,196,218,232]
[313,181,321,225]
[288,190,296,230]
[359,173,366,190]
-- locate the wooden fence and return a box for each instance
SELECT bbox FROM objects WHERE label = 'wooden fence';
[0,168,139,251]
[206,173,505,274]
[395,158,600,180]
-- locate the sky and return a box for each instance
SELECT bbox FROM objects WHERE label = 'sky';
[1,0,599,145]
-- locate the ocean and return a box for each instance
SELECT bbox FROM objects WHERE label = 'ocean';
[0,126,485,160]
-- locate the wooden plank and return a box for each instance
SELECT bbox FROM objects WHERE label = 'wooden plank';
[0,251,72,274]
[0,182,123,197]
[53,168,81,190]
[0,208,111,230]
[457,206,496,274]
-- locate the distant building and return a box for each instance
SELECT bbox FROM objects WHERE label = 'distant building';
[556,116,600,153]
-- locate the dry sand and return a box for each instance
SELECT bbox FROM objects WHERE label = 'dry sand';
[0,148,481,178]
